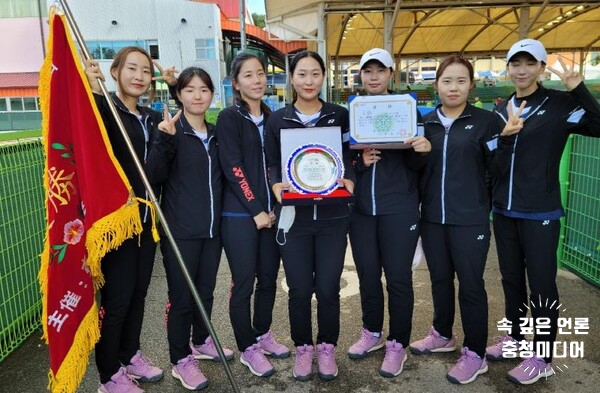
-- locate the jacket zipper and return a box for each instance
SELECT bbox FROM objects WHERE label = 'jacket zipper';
[206,135,215,238]
[371,162,377,215]
[503,96,549,210]
[238,110,271,211]
[441,125,450,224]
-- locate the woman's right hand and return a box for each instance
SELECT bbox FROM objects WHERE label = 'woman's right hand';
[501,100,526,137]
[253,211,271,230]
[362,148,381,167]
[272,182,290,204]
[157,105,182,135]
[83,59,105,94]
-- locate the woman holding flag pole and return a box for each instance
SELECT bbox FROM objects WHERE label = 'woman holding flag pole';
[85,47,164,393]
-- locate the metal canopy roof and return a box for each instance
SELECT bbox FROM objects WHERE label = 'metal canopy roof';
[265,1,600,60]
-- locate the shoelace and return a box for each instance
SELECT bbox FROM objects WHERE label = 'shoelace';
[519,357,546,373]
[115,370,140,387]
[384,342,402,360]
[133,354,155,369]
[297,346,312,366]
[318,347,334,366]
[182,357,201,375]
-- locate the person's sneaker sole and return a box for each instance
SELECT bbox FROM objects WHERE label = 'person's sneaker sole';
[261,349,291,359]
[485,353,508,361]
[171,368,208,390]
[293,370,313,382]
[379,353,408,378]
[128,371,164,383]
[447,364,489,384]
[317,369,338,381]
[506,369,554,385]
[409,344,456,355]
[193,352,234,362]
[239,357,275,377]
[347,343,385,359]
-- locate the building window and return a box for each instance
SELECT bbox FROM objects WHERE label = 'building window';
[23,97,37,111]
[4,97,39,112]
[195,39,216,60]
[0,0,47,18]
[9,97,23,111]
[87,40,159,60]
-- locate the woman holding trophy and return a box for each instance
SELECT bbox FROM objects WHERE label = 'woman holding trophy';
[265,50,355,382]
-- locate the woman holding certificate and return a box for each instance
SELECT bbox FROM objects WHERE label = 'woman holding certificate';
[215,52,290,379]
[408,55,496,385]
[265,50,355,382]
[346,48,431,378]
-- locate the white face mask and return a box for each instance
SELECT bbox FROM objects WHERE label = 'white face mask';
[276,206,296,245]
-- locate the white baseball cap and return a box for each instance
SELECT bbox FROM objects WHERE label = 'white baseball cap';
[359,48,394,69]
[506,39,547,63]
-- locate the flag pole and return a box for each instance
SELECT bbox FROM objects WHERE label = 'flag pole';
[57,1,241,391]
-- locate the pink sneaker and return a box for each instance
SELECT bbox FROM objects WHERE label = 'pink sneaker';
[379,340,407,378]
[347,328,385,359]
[507,356,554,385]
[171,355,208,390]
[240,343,275,377]
[125,350,163,382]
[190,336,234,362]
[446,347,488,384]
[486,335,519,361]
[257,331,291,359]
[316,343,338,381]
[98,367,144,393]
[409,327,456,355]
[293,344,314,382]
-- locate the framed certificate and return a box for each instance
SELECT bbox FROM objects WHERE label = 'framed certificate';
[348,94,418,149]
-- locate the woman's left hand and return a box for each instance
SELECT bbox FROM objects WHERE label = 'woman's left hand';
[547,56,582,91]
[405,136,431,153]
[338,178,354,193]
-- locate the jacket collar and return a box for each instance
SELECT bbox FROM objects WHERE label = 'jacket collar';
[111,93,148,118]
[178,112,215,138]
[426,103,473,124]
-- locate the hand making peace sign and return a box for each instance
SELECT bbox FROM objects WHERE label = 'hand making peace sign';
[157,105,182,135]
[547,56,582,92]
[500,100,527,137]
[152,61,179,87]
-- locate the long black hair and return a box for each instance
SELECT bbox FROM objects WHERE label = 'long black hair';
[230,51,271,116]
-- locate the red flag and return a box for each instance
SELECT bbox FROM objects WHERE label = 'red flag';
[39,10,142,392]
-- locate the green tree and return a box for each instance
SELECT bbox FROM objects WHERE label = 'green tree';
[252,13,266,29]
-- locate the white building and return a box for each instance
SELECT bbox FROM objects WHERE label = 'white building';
[50,0,227,107]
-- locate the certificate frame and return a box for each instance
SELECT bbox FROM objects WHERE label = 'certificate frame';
[348,94,418,149]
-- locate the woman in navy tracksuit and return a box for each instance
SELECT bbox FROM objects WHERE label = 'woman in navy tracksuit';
[215,52,289,379]
[485,39,600,385]
[265,51,355,382]
[409,55,496,385]
[346,48,430,379]
[84,47,163,392]
[146,67,231,391]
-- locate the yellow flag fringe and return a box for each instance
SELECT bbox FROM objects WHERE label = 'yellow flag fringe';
[47,305,100,393]
[85,196,143,285]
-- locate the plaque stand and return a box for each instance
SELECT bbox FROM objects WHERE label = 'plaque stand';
[281,187,354,206]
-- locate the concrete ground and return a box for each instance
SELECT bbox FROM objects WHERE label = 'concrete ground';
[2,236,600,392]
